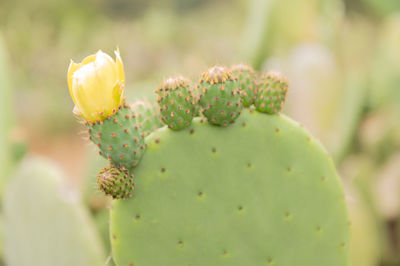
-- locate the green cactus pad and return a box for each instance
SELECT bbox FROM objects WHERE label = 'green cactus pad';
[156,76,196,130]
[87,106,145,168]
[4,157,106,266]
[231,64,257,107]
[110,109,349,266]
[132,100,162,136]
[255,71,288,114]
[198,66,242,126]
[97,165,135,200]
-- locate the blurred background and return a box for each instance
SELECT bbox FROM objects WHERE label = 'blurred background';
[0,0,399,265]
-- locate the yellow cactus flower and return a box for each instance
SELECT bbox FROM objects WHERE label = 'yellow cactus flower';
[67,50,125,122]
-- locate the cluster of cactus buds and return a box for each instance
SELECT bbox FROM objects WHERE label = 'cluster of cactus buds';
[156,64,289,130]
[67,50,289,199]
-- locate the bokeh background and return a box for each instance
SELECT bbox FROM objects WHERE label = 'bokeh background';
[0,0,400,265]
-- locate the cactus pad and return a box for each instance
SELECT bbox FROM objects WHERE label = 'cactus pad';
[110,109,349,266]
[131,100,162,136]
[231,64,257,107]
[156,76,196,130]
[255,71,288,114]
[97,165,135,200]
[4,157,106,266]
[198,66,242,126]
[87,106,145,168]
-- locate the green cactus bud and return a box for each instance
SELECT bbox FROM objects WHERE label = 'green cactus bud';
[255,71,288,114]
[86,105,146,168]
[198,66,242,126]
[132,100,163,136]
[156,76,196,130]
[231,64,257,107]
[97,165,135,200]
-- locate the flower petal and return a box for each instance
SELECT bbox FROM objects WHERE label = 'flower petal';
[67,60,81,105]
[114,49,125,83]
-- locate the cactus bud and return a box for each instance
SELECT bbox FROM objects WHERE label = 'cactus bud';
[231,64,257,107]
[67,50,125,122]
[156,76,196,130]
[255,71,288,114]
[198,66,242,126]
[97,165,135,199]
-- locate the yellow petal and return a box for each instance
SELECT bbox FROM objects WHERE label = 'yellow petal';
[114,49,125,83]
[67,60,81,105]
[111,80,125,109]
[81,53,97,66]
[67,50,126,122]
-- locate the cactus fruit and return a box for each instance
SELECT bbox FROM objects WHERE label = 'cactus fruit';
[131,100,162,136]
[198,66,242,126]
[255,71,288,114]
[109,109,349,266]
[86,105,145,168]
[231,64,257,107]
[4,157,106,266]
[97,165,135,200]
[156,76,196,130]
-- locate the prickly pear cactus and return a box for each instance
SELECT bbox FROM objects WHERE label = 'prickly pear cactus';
[110,109,349,266]
[67,56,349,266]
[3,157,106,266]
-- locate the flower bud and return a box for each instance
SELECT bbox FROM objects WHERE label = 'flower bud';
[67,50,125,122]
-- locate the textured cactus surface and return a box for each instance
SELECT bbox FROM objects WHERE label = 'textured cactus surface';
[3,157,106,266]
[198,66,242,126]
[156,76,196,130]
[110,109,350,266]
[231,64,257,107]
[87,106,146,168]
[97,165,135,200]
[131,100,162,136]
[255,71,288,114]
